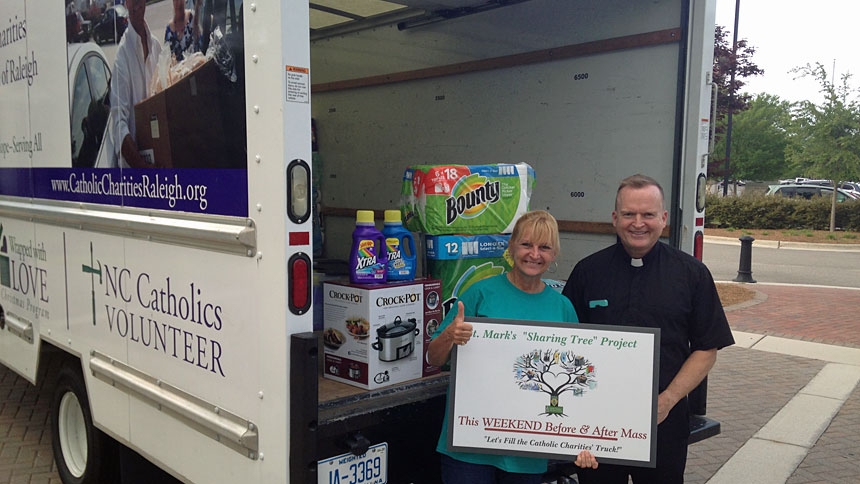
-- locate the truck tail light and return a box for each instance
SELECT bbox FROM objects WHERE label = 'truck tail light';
[287,159,310,224]
[694,230,704,261]
[289,253,311,315]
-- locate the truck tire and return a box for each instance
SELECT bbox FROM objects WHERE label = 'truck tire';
[50,364,118,484]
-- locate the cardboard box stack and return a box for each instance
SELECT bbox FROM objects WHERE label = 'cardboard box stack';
[322,278,442,390]
[134,58,233,168]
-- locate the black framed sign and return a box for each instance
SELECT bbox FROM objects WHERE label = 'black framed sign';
[448,317,660,467]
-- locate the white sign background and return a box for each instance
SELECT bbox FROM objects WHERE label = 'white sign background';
[448,318,659,467]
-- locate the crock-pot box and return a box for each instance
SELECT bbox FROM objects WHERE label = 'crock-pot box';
[425,234,512,317]
[400,163,535,235]
[323,278,442,390]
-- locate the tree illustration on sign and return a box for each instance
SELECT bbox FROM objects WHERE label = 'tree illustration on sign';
[513,349,596,417]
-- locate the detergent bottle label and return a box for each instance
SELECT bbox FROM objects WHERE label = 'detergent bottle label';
[386,237,405,270]
[355,239,378,271]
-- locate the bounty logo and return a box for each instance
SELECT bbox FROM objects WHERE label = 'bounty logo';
[0,224,10,287]
[445,174,500,225]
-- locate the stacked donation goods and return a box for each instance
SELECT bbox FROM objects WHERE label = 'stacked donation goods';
[323,210,439,390]
[401,163,535,317]
[322,278,442,390]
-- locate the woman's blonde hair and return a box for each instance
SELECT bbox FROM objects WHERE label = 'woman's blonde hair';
[510,210,561,256]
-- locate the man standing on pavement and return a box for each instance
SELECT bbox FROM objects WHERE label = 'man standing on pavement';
[562,174,734,483]
[110,0,162,168]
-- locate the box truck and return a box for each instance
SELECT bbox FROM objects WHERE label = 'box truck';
[0,0,717,482]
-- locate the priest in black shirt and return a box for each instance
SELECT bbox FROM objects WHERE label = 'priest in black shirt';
[563,174,734,484]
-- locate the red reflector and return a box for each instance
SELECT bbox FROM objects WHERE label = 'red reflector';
[290,259,311,308]
[288,253,312,315]
[289,232,310,246]
[695,217,704,227]
[290,257,310,310]
[694,231,704,261]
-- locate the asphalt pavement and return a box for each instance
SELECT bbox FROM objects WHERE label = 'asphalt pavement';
[2,255,860,483]
[704,236,860,288]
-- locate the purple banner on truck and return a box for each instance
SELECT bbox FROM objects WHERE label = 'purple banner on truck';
[1,168,248,217]
[0,1,251,218]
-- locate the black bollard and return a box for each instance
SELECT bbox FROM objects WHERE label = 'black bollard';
[733,235,756,283]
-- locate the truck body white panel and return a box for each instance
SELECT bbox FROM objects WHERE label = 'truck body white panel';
[0,218,41,383]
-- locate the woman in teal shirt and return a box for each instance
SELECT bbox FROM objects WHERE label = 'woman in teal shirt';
[427,210,598,484]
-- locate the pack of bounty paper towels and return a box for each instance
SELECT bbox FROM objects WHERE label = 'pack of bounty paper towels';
[400,162,535,318]
[400,162,535,235]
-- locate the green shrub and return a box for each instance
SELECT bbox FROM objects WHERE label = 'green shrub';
[705,194,860,231]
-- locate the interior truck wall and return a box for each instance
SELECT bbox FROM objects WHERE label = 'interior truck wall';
[311,0,689,270]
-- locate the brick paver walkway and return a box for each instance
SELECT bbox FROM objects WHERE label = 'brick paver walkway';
[787,384,860,484]
[0,352,62,484]
[725,284,860,348]
[685,346,827,483]
[689,283,860,484]
[2,283,858,483]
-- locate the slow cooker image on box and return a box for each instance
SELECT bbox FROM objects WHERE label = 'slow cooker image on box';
[371,316,420,362]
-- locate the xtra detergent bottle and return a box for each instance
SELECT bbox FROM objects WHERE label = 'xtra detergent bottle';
[382,210,417,281]
[349,210,388,284]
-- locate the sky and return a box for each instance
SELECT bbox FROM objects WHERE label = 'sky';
[715,0,860,104]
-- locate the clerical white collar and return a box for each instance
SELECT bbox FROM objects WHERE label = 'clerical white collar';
[630,258,644,267]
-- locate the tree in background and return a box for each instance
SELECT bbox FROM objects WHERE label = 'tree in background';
[710,25,764,179]
[711,94,792,181]
[787,62,860,231]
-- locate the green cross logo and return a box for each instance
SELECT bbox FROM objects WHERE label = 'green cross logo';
[81,242,102,326]
[0,224,11,288]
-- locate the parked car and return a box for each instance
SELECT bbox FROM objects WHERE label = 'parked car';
[782,179,860,189]
[836,181,860,191]
[766,184,859,202]
[785,180,860,198]
[65,9,91,43]
[68,42,112,168]
[92,4,128,44]
[779,177,815,184]
[835,182,860,199]
[802,179,834,186]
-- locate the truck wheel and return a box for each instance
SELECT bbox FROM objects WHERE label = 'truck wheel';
[50,364,118,484]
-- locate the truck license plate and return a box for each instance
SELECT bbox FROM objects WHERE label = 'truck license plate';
[317,442,388,484]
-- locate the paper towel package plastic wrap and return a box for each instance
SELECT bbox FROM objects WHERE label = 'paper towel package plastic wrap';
[401,163,535,235]
[425,234,512,316]
[424,234,566,316]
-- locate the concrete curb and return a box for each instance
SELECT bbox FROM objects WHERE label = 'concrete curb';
[706,361,860,484]
[705,235,860,252]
